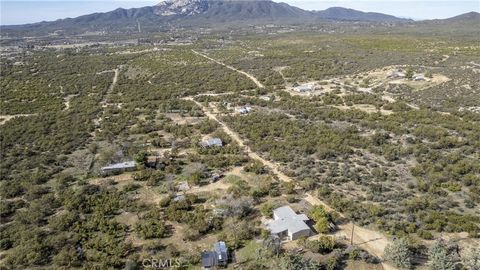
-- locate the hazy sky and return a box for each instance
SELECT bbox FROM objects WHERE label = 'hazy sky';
[1,0,479,25]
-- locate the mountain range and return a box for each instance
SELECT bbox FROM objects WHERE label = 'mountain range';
[2,0,479,35]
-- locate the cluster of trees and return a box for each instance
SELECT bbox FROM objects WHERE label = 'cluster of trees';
[162,195,223,237]
[135,210,167,239]
[132,169,165,186]
[298,236,337,254]
[309,205,334,234]
[384,237,480,270]
[0,184,136,268]
[224,112,362,163]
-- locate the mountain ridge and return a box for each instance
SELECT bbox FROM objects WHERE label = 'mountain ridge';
[1,0,477,35]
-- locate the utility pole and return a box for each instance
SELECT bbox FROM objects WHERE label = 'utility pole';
[350,224,355,246]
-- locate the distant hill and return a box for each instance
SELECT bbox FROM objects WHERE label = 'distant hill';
[409,11,480,36]
[0,0,419,35]
[315,7,410,22]
[429,11,480,23]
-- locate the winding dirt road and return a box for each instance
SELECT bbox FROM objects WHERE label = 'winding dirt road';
[185,97,291,183]
[191,49,265,88]
[93,67,120,136]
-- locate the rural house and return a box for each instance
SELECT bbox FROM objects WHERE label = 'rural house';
[237,106,252,114]
[293,83,314,93]
[266,206,312,240]
[201,138,223,148]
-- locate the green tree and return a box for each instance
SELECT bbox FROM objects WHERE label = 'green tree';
[428,240,458,270]
[384,238,413,269]
[405,67,414,80]
[135,219,166,239]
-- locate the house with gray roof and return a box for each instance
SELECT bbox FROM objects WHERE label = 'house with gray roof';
[266,206,312,240]
[293,83,315,93]
[201,138,223,148]
[237,106,252,114]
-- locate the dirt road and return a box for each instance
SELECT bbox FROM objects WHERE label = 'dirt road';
[100,68,120,106]
[185,97,291,183]
[93,67,120,136]
[191,49,265,88]
[304,194,395,270]
[0,114,36,125]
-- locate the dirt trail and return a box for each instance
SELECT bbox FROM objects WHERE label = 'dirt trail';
[93,67,120,136]
[100,68,120,106]
[191,49,265,88]
[0,114,36,125]
[304,194,395,270]
[185,97,291,183]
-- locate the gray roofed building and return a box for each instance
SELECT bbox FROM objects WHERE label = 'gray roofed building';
[173,195,185,202]
[201,241,228,269]
[201,138,223,148]
[414,75,426,81]
[237,106,252,114]
[201,251,216,269]
[101,161,136,174]
[293,84,314,93]
[266,206,312,240]
[213,241,228,266]
[388,71,406,79]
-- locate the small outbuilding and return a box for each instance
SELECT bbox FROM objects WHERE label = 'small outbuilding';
[201,251,216,270]
[413,75,426,81]
[101,161,136,174]
[213,241,228,266]
[201,241,228,269]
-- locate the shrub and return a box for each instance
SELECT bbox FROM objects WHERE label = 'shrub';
[417,230,434,240]
[384,238,413,269]
[428,240,458,270]
[135,219,166,239]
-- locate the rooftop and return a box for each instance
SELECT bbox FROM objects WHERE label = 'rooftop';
[101,161,136,171]
[201,138,223,147]
[267,206,310,234]
[201,251,216,268]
